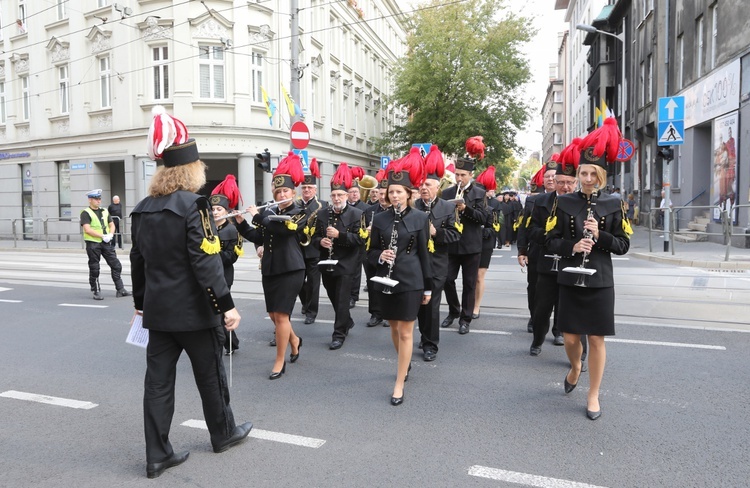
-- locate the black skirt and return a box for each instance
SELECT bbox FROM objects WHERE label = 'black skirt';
[556,284,615,336]
[380,290,424,322]
[262,270,305,315]
[479,244,494,268]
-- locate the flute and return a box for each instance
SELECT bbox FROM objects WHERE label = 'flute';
[224,198,294,219]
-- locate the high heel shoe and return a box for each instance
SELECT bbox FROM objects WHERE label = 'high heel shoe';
[290,337,303,363]
[586,409,602,420]
[269,361,286,380]
[404,363,412,382]
[390,393,404,406]
[564,368,580,394]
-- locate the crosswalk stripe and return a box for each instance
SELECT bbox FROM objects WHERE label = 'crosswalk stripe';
[181,419,326,448]
[468,465,609,488]
[605,338,725,350]
[0,390,98,409]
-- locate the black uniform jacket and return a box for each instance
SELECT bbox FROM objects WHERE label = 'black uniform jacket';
[216,221,240,288]
[546,191,630,288]
[351,200,369,212]
[312,204,365,277]
[367,207,433,293]
[528,191,560,275]
[440,182,487,255]
[298,196,327,260]
[130,191,234,331]
[364,202,390,227]
[516,193,538,258]
[482,195,501,251]
[236,202,307,276]
[414,198,460,289]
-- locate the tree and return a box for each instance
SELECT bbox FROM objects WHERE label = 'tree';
[377,0,534,182]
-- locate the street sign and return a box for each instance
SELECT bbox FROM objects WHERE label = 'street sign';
[290,121,310,149]
[293,149,309,172]
[412,143,431,159]
[615,139,635,162]
[658,96,685,146]
[380,156,391,170]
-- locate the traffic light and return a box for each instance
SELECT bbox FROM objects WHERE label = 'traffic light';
[657,147,674,162]
[256,149,271,172]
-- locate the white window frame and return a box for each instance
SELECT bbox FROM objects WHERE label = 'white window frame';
[251,51,263,103]
[0,82,5,124]
[198,44,225,100]
[56,0,67,21]
[639,61,645,106]
[677,35,684,89]
[18,0,27,24]
[710,3,718,69]
[696,16,704,78]
[152,45,169,101]
[21,76,30,121]
[98,0,110,7]
[59,65,70,114]
[553,112,563,124]
[554,91,563,103]
[99,55,111,109]
[646,54,653,104]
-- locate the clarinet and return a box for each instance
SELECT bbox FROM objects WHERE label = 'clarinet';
[380,204,402,294]
[573,192,598,287]
[324,206,337,272]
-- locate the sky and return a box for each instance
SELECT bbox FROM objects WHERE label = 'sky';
[396,0,567,161]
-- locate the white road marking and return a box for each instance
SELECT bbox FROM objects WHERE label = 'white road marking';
[471,329,513,336]
[264,316,334,324]
[0,390,98,409]
[0,287,13,292]
[605,338,725,350]
[58,303,108,308]
[181,419,325,448]
[0,299,22,303]
[611,257,630,261]
[468,465,609,488]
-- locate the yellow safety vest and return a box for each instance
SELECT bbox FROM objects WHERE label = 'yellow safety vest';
[82,207,110,243]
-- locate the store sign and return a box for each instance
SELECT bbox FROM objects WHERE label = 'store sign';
[0,151,30,160]
[683,59,740,128]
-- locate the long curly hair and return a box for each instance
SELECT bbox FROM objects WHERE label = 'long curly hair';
[148,160,207,197]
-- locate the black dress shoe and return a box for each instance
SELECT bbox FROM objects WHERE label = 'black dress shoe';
[423,349,437,362]
[269,361,286,380]
[212,422,253,453]
[390,394,404,406]
[404,363,412,382]
[527,318,533,333]
[290,338,303,363]
[301,308,308,316]
[458,322,470,335]
[529,346,541,356]
[564,369,579,394]
[116,288,131,297]
[586,409,602,421]
[553,335,565,346]
[269,332,276,347]
[146,451,189,479]
[304,315,315,324]
[440,315,457,328]
[382,320,390,327]
[329,339,344,350]
[472,312,480,319]
[366,315,383,327]
[349,298,357,309]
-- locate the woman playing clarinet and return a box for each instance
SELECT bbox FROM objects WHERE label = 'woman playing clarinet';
[368,151,432,406]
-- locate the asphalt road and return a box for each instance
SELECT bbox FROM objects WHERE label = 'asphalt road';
[0,249,748,487]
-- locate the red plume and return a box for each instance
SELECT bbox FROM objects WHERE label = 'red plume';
[445,162,456,173]
[559,137,583,170]
[211,174,242,209]
[350,165,365,180]
[580,117,621,163]
[402,146,426,187]
[309,157,321,178]
[549,152,560,163]
[331,163,353,190]
[531,165,546,189]
[423,145,445,178]
[465,136,486,160]
[375,169,386,182]
[275,151,305,186]
[476,166,497,191]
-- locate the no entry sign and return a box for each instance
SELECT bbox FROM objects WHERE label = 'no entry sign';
[290,121,310,149]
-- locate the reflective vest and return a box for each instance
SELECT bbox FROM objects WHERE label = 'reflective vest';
[82,207,110,243]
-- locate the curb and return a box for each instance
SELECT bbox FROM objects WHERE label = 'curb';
[630,252,750,270]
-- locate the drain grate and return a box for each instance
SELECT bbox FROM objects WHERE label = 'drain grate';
[706,268,747,273]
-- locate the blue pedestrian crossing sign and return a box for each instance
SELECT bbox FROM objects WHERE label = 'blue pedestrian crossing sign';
[293,149,310,172]
[380,156,391,170]
[658,96,685,146]
[412,143,431,159]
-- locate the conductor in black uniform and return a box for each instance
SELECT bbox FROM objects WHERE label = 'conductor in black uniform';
[440,144,488,335]
[297,158,327,324]
[130,108,251,478]
[415,145,460,361]
[312,164,365,350]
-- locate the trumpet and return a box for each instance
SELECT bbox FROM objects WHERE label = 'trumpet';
[370,203,402,294]
[317,206,339,271]
[562,193,598,286]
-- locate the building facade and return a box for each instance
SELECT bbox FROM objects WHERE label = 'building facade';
[0,0,408,241]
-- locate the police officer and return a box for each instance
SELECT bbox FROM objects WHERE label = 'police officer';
[80,189,130,300]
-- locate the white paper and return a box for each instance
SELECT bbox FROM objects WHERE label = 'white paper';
[126,313,149,348]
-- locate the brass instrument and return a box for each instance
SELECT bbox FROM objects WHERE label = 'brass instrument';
[318,206,339,271]
[299,207,319,247]
[370,203,402,293]
[562,193,598,286]
[437,169,456,197]
[358,175,378,203]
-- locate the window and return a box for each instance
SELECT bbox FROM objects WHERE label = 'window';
[17,0,27,34]
[59,65,69,114]
[251,52,263,103]
[0,82,5,124]
[696,16,704,77]
[554,91,563,103]
[710,3,718,69]
[199,44,225,100]
[553,133,563,145]
[58,161,71,219]
[646,54,653,104]
[152,46,169,100]
[21,76,30,120]
[99,56,111,108]
[310,76,317,121]
[56,0,66,21]
[98,0,110,7]
[553,112,563,124]
[639,61,645,106]
[677,35,684,89]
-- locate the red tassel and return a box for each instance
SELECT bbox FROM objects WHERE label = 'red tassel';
[375,168,386,182]
[476,165,497,191]
[275,151,305,186]
[581,117,621,163]
[332,163,353,190]
[402,147,426,187]
[465,136,486,159]
[309,157,321,178]
[423,145,445,178]
[531,165,546,189]
[350,165,365,181]
[559,137,583,171]
[211,174,242,209]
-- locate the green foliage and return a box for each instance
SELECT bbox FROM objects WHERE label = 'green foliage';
[376,0,534,180]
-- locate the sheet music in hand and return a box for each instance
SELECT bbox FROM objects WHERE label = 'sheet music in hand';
[126,312,149,348]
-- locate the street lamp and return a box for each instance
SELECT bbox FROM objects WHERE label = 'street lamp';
[576,23,626,195]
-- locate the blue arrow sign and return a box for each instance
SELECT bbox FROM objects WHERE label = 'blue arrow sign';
[658,96,685,122]
[380,156,391,170]
[293,149,309,172]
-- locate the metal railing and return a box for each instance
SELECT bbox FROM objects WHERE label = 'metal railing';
[0,216,127,249]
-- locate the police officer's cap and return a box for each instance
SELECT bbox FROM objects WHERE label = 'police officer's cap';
[87,189,103,199]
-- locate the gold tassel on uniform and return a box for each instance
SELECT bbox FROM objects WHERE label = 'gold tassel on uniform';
[622,217,633,235]
[201,236,221,254]
[366,235,371,251]
[198,203,221,255]
[359,227,368,239]
[428,238,435,253]
[234,236,244,257]
[525,216,532,228]
[545,215,557,233]
[454,222,464,233]
[285,220,298,231]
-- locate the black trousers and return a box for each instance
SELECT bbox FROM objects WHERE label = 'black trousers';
[86,240,124,291]
[112,218,123,249]
[531,273,561,347]
[444,252,481,322]
[144,327,236,463]
[298,257,321,318]
[417,283,444,352]
[364,261,382,318]
[350,251,364,301]
[526,256,538,319]
[322,273,355,341]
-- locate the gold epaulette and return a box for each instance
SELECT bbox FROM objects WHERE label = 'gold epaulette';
[198,200,220,255]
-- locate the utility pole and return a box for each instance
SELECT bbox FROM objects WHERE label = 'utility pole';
[290,0,301,127]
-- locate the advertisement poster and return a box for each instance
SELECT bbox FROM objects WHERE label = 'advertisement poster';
[711,111,738,224]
